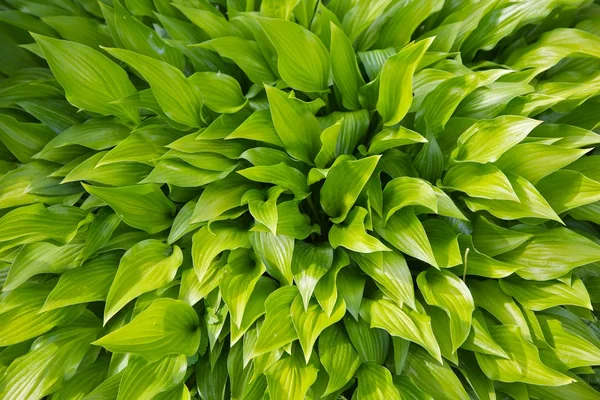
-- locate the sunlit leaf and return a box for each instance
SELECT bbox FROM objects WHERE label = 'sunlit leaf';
[258,18,330,93]
[32,35,138,123]
[104,240,183,322]
[94,299,200,361]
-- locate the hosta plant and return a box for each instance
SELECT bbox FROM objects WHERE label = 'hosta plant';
[1,0,600,399]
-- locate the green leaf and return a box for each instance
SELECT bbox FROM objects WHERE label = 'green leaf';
[195,37,277,84]
[369,298,441,363]
[366,126,426,156]
[464,173,562,223]
[461,308,509,358]
[392,337,411,374]
[292,242,334,310]
[196,347,228,400]
[32,35,137,123]
[43,253,120,311]
[442,162,518,201]
[3,242,82,291]
[226,109,283,146]
[260,0,301,19]
[475,325,574,386]
[189,72,248,114]
[374,208,438,268]
[422,219,462,268]
[469,280,531,341]
[403,346,470,400]
[498,227,600,280]
[118,354,187,400]
[528,375,600,400]
[51,356,110,400]
[457,351,496,400]
[452,116,542,164]
[220,249,266,327]
[168,133,249,159]
[494,143,590,184]
[99,124,179,166]
[175,5,242,39]
[192,223,251,286]
[565,155,600,181]
[329,207,390,253]
[378,38,433,126]
[140,159,234,188]
[179,257,228,307]
[417,269,474,353]
[330,23,365,110]
[313,248,349,317]
[0,204,91,252]
[243,187,282,234]
[456,234,522,279]
[104,240,183,322]
[94,299,200,361]
[316,110,371,168]
[341,0,394,43]
[152,385,191,400]
[499,276,592,311]
[265,348,319,400]
[265,85,322,164]
[103,47,203,128]
[0,312,102,400]
[414,132,445,183]
[372,0,444,50]
[351,250,415,309]
[318,323,361,395]
[538,315,600,369]
[238,163,310,199]
[392,375,434,400]
[113,0,183,68]
[63,151,152,187]
[424,304,459,364]
[471,216,533,257]
[416,70,511,133]
[321,156,380,223]
[241,147,299,167]
[83,184,175,234]
[190,174,255,223]
[357,48,397,81]
[456,81,534,119]
[81,208,122,262]
[252,286,299,358]
[16,98,84,134]
[344,315,389,365]
[507,28,600,73]
[0,281,85,346]
[529,123,600,148]
[251,231,294,285]
[258,18,330,92]
[460,0,566,60]
[432,186,468,220]
[382,176,438,223]
[0,10,58,36]
[292,295,345,363]
[83,369,123,399]
[230,277,278,345]
[0,114,55,163]
[537,170,600,213]
[354,362,401,400]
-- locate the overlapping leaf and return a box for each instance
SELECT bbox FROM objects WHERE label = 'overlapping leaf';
[1,1,599,399]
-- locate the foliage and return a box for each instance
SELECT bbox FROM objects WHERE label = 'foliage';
[0,0,600,399]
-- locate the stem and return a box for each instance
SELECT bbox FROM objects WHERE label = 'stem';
[463,247,470,281]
